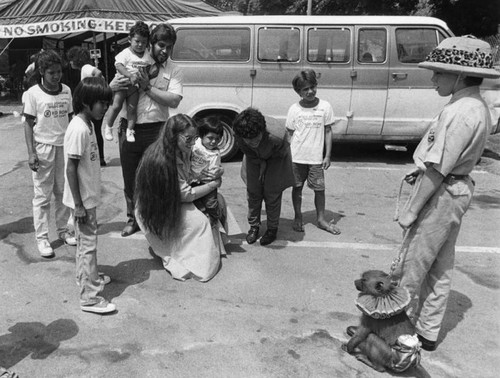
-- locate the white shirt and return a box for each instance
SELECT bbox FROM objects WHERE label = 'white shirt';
[286,99,335,164]
[63,116,101,209]
[23,83,73,146]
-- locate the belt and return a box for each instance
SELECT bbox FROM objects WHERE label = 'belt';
[443,174,470,185]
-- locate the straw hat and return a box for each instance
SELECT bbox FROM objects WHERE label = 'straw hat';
[419,35,500,79]
[356,286,411,319]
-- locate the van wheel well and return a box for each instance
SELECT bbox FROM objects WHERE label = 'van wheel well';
[194,110,239,162]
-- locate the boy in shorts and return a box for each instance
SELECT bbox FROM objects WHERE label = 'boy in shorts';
[286,69,340,235]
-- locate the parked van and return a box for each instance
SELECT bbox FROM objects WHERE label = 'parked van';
[169,15,500,161]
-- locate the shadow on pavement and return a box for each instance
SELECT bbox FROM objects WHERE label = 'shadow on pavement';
[99,257,164,301]
[439,289,472,344]
[0,217,33,240]
[0,319,79,369]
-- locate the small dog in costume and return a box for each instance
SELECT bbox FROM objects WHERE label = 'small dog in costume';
[342,270,421,372]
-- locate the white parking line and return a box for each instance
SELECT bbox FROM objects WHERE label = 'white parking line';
[108,232,500,254]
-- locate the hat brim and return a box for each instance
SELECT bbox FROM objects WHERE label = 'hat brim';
[419,61,500,79]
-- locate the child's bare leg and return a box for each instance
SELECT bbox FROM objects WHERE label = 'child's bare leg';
[106,90,126,128]
[291,186,304,232]
[126,86,139,131]
[315,190,340,235]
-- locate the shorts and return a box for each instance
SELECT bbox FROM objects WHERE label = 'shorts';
[292,163,325,191]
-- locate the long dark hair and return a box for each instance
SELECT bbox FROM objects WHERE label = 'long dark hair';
[135,114,197,239]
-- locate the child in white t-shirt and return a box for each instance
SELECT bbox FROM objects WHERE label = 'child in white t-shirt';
[191,116,224,222]
[63,77,116,314]
[286,69,340,235]
[23,50,76,258]
[104,21,154,143]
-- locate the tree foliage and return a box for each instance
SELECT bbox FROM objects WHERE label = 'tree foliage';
[204,0,500,37]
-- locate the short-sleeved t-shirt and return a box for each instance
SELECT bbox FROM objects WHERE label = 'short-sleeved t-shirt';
[413,86,490,177]
[286,99,335,164]
[115,47,154,76]
[23,83,73,146]
[63,116,101,209]
[119,58,183,124]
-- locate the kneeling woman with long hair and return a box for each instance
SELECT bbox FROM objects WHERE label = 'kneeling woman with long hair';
[135,114,227,281]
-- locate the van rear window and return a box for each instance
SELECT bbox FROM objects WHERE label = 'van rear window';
[258,27,300,62]
[307,27,351,63]
[396,28,442,63]
[172,28,251,61]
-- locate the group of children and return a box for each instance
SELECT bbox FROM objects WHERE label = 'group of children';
[21,17,339,314]
[22,21,156,314]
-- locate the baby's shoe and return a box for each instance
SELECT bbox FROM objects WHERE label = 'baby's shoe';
[126,129,136,142]
[104,125,113,141]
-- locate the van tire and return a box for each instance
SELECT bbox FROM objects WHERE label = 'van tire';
[219,114,239,162]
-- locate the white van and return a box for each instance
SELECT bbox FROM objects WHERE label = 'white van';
[169,15,500,160]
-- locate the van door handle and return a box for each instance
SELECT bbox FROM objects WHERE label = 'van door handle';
[250,69,256,77]
[391,72,408,80]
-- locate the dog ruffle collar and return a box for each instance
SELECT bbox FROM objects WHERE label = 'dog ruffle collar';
[356,286,411,319]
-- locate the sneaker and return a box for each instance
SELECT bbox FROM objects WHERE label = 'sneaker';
[126,129,135,142]
[59,231,77,246]
[80,297,116,314]
[104,125,114,141]
[37,239,54,258]
[245,226,259,244]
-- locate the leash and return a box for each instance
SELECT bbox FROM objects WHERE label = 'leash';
[389,176,413,280]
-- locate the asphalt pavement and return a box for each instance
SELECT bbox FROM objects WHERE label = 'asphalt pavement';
[1,106,499,378]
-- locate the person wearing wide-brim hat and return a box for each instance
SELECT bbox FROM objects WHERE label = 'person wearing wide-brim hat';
[393,35,499,352]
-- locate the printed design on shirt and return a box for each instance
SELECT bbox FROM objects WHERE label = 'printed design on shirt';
[428,129,435,143]
[43,101,69,118]
[295,113,324,129]
[90,140,98,161]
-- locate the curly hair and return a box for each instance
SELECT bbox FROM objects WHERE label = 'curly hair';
[129,20,150,39]
[67,46,91,69]
[135,114,197,239]
[232,107,266,139]
[292,69,318,93]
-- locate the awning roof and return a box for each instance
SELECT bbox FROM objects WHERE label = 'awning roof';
[0,0,222,39]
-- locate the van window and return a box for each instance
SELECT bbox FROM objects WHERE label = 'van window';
[258,27,300,62]
[307,27,351,63]
[172,28,251,61]
[396,28,444,63]
[358,28,387,63]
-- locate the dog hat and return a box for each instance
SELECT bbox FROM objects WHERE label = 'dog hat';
[419,35,500,79]
[356,286,411,319]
